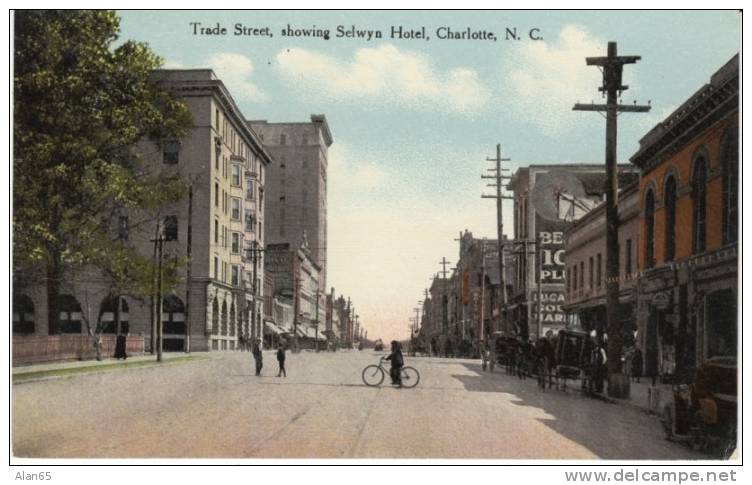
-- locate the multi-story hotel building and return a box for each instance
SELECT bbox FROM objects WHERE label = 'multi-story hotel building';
[12,69,272,354]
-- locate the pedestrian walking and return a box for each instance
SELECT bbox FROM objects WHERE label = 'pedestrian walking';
[276,344,287,377]
[252,338,263,376]
[114,332,127,360]
[592,340,607,393]
[631,347,643,383]
[481,342,490,372]
[385,340,404,387]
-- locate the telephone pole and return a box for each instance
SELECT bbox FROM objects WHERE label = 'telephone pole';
[482,144,513,335]
[184,184,193,353]
[438,258,451,335]
[151,225,165,362]
[314,289,320,352]
[573,41,650,398]
[249,241,264,347]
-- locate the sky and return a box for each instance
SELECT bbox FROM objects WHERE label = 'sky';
[117,10,740,342]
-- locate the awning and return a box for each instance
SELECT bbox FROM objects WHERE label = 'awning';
[264,321,283,335]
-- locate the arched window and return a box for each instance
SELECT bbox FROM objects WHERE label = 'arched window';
[99,296,129,334]
[162,296,185,335]
[221,300,228,336]
[644,189,656,269]
[720,129,738,244]
[58,294,82,334]
[229,302,236,337]
[664,175,677,262]
[13,295,35,335]
[692,154,708,253]
[211,299,219,335]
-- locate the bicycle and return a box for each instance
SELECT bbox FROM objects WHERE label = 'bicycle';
[361,356,420,388]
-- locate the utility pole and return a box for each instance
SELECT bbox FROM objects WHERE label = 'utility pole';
[346,297,352,348]
[150,222,159,354]
[248,241,265,347]
[573,41,650,398]
[151,224,165,362]
[293,274,301,352]
[184,184,193,353]
[536,235,543,340]
[482,144,513,335]
[438,258,451,336]
[314,289,320,352]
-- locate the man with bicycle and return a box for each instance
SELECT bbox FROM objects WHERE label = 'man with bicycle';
[385,340,404,387]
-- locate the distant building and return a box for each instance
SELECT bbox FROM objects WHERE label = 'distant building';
[630,55,738,382]
[420,231,513,354]
[563,182,640,339]
[264,238,326,349]
[506,164,639,339]
[249,115,333,290]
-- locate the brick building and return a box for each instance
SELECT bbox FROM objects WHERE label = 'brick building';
[563,182,640,339]
[630,55,738,382]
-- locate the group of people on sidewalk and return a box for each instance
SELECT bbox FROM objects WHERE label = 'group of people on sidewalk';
[250,339,287,378]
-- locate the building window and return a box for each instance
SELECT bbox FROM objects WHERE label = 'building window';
[58,294,82,334]
[215,109,220,130]
[579,261,584,290]
[162,296,186,336]
[572,264,578,291]
[644,189,656,269]
[625,239,633,278]
[214,219,219,245]
[118,215,129,241]
[231,232,240,254]
[720,129,738,244]
[246,180,254,200]
[163,216,178,241]
[588,256,594,289]
[214,257,219,280]
[13,295,35,335]
[664,175,677,262]
[245,213,255,232]
[232,164,241,187]
[596,253,602,287]
[692,154,708,254]
[99,296,129,334]
[162,139,179,164]
[231,198,241,220]
[215,183,219,207]
[231,265,239,286]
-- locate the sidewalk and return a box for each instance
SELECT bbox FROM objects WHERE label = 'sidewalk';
[483,362,672,415]
[600,379,673,415]
[12,352,211,383]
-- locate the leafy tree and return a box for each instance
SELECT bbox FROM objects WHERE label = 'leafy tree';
[14,10,192,334]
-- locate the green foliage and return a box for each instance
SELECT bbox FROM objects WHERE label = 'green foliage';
[14,10,192,298]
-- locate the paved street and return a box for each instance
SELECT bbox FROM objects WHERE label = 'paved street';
[12,350,702,459]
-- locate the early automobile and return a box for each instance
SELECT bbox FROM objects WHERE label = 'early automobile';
[661,356,737,458]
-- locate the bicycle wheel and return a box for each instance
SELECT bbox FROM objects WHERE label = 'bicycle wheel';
[400,366,420,388]
[362,365,385,387]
